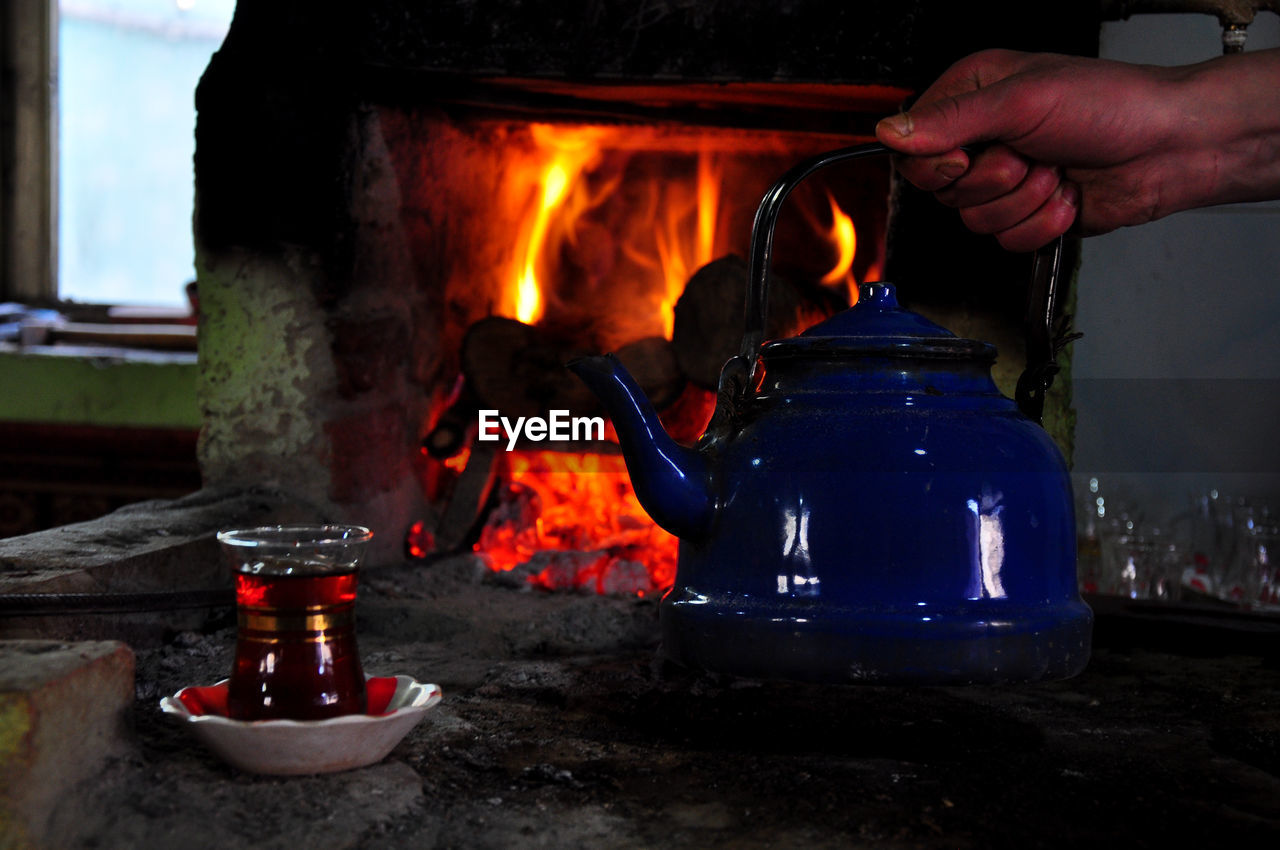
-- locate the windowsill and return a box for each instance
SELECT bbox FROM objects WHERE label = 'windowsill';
[2,301,198,359]
[0,341,196,364]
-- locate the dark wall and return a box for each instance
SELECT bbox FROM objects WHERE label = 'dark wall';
[354,0,1098,87]
[195,0,1101,257]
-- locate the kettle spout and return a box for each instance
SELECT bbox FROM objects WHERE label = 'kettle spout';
[568,354,713,541]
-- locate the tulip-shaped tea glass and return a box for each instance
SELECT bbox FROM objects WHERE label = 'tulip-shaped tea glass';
[217,524,372,721]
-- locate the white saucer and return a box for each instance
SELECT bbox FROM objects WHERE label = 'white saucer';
[160,675,442,775]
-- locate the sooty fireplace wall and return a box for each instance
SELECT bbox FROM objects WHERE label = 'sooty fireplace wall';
[192,1,1098,565]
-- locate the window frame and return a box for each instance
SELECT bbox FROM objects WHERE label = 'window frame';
[1,0,58,305]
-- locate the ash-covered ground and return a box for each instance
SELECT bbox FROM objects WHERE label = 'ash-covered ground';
[53,555,1280,848]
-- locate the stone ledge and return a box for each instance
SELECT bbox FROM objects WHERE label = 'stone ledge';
[0,486,316,588]
[0,487,323,644]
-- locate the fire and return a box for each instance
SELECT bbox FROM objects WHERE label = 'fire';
[450,124,874,593]
[500,125,866,335]
[654,153,723,337]
[476,450,678,595]
[820,192,860,304]
[696,154,720,266]
[507,126,610,325]
[442,446,471,473]
[863,258,884,286]
[501,126,737,338]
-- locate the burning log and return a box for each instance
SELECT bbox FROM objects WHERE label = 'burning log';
[671,254,845,388]
[423,379,482,460]
[612,336,684,411]
[462,317,598,420]
[431,441,500,554]
[462,317,684,416]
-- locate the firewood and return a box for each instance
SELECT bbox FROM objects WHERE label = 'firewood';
[461,317,597,420]
[671,255,843,388]
[613,336,685,411]
[433,440,499,553]
[463,317,686,419]
[423,379,481,460]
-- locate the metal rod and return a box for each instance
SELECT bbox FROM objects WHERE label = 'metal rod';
[1098,0,1280,52]
[0,589,233,617]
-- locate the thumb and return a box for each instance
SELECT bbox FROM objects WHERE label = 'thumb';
[876,87,1012,156]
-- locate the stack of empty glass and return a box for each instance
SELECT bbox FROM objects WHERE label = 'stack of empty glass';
[1075,478,1276,611]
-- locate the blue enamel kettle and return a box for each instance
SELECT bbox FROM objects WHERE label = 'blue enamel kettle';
[569,143,1091,684]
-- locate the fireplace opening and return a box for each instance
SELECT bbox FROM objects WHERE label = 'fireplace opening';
[394,114,894,594]
[186,2,1098,572]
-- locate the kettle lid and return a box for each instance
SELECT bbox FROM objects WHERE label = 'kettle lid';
[764,282,995,360]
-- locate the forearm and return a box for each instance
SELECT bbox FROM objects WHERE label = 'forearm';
[1168,48,1280,213]
[877,47,1280,249]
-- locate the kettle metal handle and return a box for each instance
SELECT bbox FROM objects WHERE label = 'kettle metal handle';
[738,141,1069,424]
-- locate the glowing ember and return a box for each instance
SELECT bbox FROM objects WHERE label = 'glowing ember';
[405,520,433,560]
[442,446,471,474]
[476,450,678,595]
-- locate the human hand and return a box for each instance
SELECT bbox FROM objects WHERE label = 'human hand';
[875,48,1280,251]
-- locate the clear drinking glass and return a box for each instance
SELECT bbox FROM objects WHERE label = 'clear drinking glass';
[1249,524,1280,611]
[217,524,373,721]
[1227,521,1280,611]
[1099,530,1181,601]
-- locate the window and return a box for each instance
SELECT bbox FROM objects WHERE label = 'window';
[57,0,233,307]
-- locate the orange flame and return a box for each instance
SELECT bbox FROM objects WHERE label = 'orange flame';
[696,153,720,266]
[501,127,735,340]
[460,126,875,593]
[863,258,883,287]
[653,152,723,337]
[820,192,859,304]
[497,125,871,334]
[507,126,609,325]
